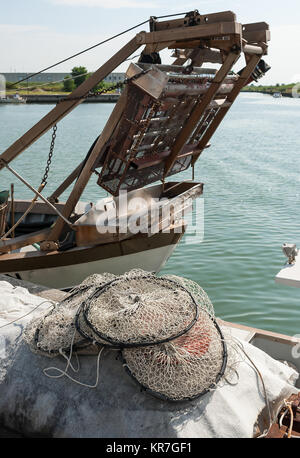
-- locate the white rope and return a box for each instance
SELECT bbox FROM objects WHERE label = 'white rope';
[230,337,273,438]
[43,327,104,388]
[43,347,104,388]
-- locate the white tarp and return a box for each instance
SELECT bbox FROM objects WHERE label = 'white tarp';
[0,280,298,438]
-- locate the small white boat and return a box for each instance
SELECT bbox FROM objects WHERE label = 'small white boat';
[275,243,300,287]
[221,319,300,380]
[225,238,300,394]
[0,93,26,104]
[273,92,282,98]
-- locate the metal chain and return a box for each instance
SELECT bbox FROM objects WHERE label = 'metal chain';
[42,124,57,186]
[98,68,151,95]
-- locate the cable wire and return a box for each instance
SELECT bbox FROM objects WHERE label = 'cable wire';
[9,11,192,87]
[14,54,141,92]
[10,19,150,87]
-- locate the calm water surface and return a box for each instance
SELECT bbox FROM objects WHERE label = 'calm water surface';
[1,93,300,336]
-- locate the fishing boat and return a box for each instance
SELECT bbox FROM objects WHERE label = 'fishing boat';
[0,10,271,289]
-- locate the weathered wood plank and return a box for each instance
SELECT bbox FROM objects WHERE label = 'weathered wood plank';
[0,229,51,253]
[137,22,242,45]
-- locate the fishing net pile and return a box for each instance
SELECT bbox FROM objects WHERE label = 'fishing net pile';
[24,269,229,402]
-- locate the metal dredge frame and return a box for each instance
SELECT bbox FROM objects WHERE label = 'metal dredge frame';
[0,10,270,250]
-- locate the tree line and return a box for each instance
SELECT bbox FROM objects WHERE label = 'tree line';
[63,66,108,92]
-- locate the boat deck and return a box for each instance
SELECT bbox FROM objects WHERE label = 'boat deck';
[220,319,300,388]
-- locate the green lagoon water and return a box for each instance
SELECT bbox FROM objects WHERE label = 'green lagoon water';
[1,93,300,336]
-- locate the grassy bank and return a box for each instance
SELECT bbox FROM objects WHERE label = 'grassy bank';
[6,81,67,95]
[5,81,118,96]
[7,81,299,97]
[242,83,298,96]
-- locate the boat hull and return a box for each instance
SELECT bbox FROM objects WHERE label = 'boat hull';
[0,181,202,289]
[10,242,179,289]
[3,229,184,289]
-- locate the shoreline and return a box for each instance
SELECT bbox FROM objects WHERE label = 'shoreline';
[22,93,120,104]
[242,89,294,98]
[8,92,297,103]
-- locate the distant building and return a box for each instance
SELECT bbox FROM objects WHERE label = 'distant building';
[1,72,126,84]
[102,73,125,84]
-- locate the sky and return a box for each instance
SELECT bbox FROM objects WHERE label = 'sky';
[1,0,300,85]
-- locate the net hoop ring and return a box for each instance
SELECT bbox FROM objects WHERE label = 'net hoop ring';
[121,318,227,402]
[75,303,118,348]
[81,275,200,348]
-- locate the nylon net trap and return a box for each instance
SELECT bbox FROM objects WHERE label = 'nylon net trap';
[24,273,116,356]
[24,269,227,402]
[77,270,200,348]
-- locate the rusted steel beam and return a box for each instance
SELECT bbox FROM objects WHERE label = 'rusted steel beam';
[164,51,240,177]
[153,11,237,32]
[0,228,51,254]
[191,54,262,166]
[137,62,218,75]
[136,22,242,46]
